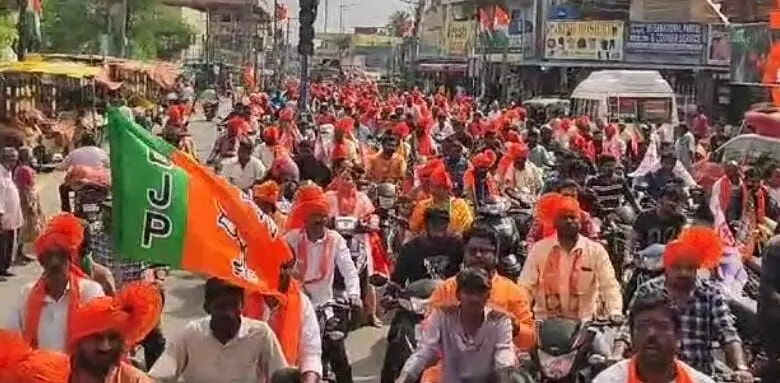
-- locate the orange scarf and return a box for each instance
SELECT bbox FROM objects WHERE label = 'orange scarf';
[719,177,767,222]
[297,231,336,284]
[243,283,303,366]
[627,358,694,383]
[24,273,81,348]
[540,246,584,318]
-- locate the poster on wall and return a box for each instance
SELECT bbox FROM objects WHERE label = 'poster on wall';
[624,22,704,65]
[707,24,731,66]
[544,20,624,61]
[729,23,770,85]
[508,5,535,57]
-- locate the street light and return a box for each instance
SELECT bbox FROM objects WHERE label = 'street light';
[339,3,356,34]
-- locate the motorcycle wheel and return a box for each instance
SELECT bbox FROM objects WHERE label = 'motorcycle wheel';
[381,318,417,383]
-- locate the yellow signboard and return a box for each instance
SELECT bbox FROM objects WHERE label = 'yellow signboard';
[544,21,624,61]
[446,20,475,56]
[352,34,402,48]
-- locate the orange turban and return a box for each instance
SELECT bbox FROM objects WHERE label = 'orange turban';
[418,158,444,179]
[392,122,410,138]
[253,180,280,205]
[536,192,581,228]
[331,143,350,161]
[0,330,70,383]
[279,108,295,121]
[429,163,453,190]
[505,131,522,143]
[227,117,249,136]
[285,184,331,231]
[472,149,497,170]
[34,213,84,271]
[507,142,529,160]
[69,282,163,349]
[604,123,618,138]
[663,226,723,269]
[336,117,355,135]
[263,126,280,143]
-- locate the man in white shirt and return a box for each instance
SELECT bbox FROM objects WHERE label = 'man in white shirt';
[283,183,361,383]
[594,293,714,383]
[150,278,288,383]
[223,140,267,191]
[0,147,23,279]
[3,213,105,352]
[57,134,110,212]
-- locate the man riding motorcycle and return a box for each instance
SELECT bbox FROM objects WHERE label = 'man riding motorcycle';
[367,135,407,185]
[518,192,623,321]
[283,183,361,383]
[57,134,109,213]
[631,183,687,251]
[464,149,499,206]
[526,181,598,247]
[409,162,473,237]
[497,142,544,197]
[612,227,753,381]
[586,154,640,217]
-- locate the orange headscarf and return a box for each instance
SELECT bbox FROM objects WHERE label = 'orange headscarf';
[263,126,280,144]
[663,226,723,270]
[0,330,70,383]
[25,214,87,348]
[497,142,529,179]
[285,184,331,231]
[227,116,249,136]
[464,150,498,196]
[253,181,281,205]
[69,282,162,350]
[417,117,436,157]
[243,280,303,367]
[429,163,453,191]
[392,122,410,138]
[279,108,295,122]
[336,117,355,136]
[536,192,582,233]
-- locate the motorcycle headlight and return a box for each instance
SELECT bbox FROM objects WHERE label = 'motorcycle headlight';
[538,349,577,380]
[82,203,100,213]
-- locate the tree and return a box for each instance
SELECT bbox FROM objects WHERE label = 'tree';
[386,10,410,37]
[0,10,16,58]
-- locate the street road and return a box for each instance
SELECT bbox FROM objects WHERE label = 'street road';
[0,104,387,381]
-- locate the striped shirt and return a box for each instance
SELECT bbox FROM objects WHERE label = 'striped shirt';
[586,175,631,214]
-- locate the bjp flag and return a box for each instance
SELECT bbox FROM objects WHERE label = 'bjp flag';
[107,109,291,293]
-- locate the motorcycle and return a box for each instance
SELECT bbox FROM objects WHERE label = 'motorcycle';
[333,216,368,274]
[315,298,352,382]
[374,183,406,262]
[599,205,635,283]
[623,244,665,308]
[526,318,619,383]
[374,278,442,383]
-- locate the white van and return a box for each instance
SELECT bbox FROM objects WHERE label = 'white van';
[570,70,679,140]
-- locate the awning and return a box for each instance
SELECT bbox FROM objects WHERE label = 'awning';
[519,59,730,72]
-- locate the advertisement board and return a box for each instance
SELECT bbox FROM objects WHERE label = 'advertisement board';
[624,22,704,65]
[445,20,476,57]
[707,24,731,66]
[730,23,771,85]
[544,21,624,61]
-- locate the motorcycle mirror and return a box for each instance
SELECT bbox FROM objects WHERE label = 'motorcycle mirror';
[369,274,388,287]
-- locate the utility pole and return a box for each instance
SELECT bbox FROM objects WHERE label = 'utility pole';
[339,3,355,34]
[120,0,128,57]
[298,0,319,111]
[323,0,329,33]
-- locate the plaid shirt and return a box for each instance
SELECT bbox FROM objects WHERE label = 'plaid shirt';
[85,222,147,286]
[615,276,741,375]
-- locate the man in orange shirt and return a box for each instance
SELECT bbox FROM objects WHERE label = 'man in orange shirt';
[367,135,407,184]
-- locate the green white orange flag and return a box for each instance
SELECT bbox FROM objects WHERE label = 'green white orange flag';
[107,109,290,293]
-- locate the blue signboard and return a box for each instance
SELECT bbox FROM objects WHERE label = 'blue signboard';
[624,22,705,65]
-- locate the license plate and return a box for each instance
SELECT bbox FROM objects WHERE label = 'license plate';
[82,204,99,213]
[379,196,395,209]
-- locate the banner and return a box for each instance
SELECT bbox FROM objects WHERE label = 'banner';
[477,4,534,57]
[445,20,475,57]
[544,20,624,61]
[730,23,771,85]
[624,22,704,65]
[352,34,402,48]
[108,110,291,293]
[707,24,731,66]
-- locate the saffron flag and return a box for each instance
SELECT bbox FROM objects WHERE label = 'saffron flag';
[108,109,291,293]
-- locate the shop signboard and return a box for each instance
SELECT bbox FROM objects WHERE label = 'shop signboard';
[707,24,731,66]
[445,20,476,57]
[729,23,770,85]
[544,20,624,61]
[624,22,704,65]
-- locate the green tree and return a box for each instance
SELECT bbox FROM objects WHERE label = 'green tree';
[0,10,16,57]
[386,10,411,37]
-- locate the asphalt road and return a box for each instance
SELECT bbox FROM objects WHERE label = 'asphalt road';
[0,103,387,381]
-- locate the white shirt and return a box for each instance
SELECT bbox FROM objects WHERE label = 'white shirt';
[223,156,267,191]
[255,143,276,170]
[284,229,361,307]
[149,316,288,383]
[57,146,110,170]
[0,166,23,230]
[3,278,105,352]
[593,359,714,383]
[259,291,322,376]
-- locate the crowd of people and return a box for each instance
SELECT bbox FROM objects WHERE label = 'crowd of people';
[0,76,779,383]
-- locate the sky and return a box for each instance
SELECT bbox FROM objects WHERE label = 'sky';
[277,0,410,41]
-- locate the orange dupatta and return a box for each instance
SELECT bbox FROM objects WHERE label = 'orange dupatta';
[297,231,336,285]
[627,358,694,383]
[23,272,81,348]
[539,246,584,318]
[243,281,303,366]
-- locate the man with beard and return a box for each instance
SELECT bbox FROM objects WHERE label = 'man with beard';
[149,278,288,382]
[418,224,535,383]
[593,294,714,382]
[2,213,105,352]
[612,227,752,381]
[367,135,407,184]
[69,282,162,382]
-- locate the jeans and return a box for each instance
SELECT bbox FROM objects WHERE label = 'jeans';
[323,338,352,383]
[140,325,166,370]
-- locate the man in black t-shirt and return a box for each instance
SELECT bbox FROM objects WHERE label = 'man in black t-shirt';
[391,208,464,286]
[631,184,687,251]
